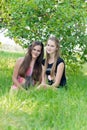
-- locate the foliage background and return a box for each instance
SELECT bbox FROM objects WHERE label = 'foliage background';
[0,1,87,129]
[0,0,87,68]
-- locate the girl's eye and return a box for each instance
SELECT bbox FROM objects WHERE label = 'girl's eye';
[47,44,55,47]
[51,45,55,47]
[33,49,36,51]
[37,50,41,52]
[33,48,41,52]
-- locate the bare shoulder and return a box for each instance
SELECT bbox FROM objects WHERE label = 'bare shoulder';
[57,62,64,72]
[58,62,64,68]
[17,57,24,62]
[15,57,24,66]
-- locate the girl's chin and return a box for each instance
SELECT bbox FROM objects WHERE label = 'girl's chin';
[32,56,38,59]
[47,52,52,54]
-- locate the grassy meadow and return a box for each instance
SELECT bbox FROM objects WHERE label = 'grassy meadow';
[0,51,87,130]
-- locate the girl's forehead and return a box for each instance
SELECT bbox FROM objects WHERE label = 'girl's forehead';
[33,45,41,49]
[47,40,55,45]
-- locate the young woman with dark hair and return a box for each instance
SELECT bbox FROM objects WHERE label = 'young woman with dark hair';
[11,41,44,90]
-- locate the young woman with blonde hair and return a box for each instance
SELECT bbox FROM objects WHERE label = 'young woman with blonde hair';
[38,36,66,88]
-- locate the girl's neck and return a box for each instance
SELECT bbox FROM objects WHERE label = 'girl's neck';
[49,53,55,59]
[30,59,36,67]
[48,55,55,64]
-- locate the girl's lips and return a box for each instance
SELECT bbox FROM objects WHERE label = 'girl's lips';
[47,50,51,53]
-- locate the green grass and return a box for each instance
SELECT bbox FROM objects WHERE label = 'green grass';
[0,51,87,130]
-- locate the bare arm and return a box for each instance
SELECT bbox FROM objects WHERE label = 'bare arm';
[41,65,46,84]
[12,57,24,88]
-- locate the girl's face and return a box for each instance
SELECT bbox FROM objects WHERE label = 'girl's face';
[46,40,57,55]
[31,45,42,59]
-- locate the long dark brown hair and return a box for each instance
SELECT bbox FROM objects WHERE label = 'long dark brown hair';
[45,36,60,77]
[18,41,44,82]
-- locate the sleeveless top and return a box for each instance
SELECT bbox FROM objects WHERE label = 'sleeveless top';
[18,67,35,90]
[17,67,32,83]
[12,66,34,90]
[42,57,66,87]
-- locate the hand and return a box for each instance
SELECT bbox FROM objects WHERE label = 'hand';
[37,84,42,89]
[37,84,46,89]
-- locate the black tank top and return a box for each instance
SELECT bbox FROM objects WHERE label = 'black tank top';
[42,57,66,87]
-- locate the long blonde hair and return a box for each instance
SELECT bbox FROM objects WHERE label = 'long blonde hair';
[45,36,60,77]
